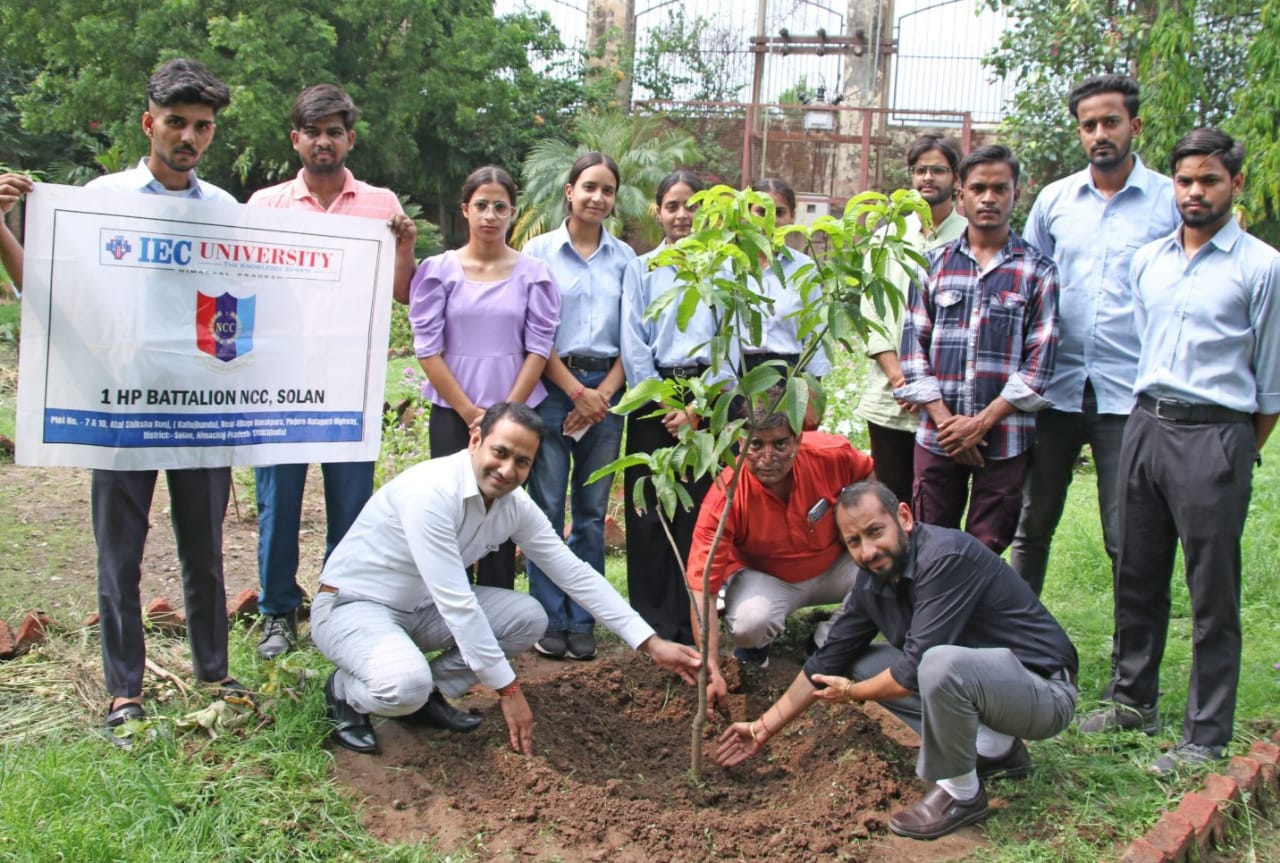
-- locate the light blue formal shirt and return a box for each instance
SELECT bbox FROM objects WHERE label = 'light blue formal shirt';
[620,244,737,386]
[1023,155,1178,414]
[1131,218,1280,415]
[743,248,831,376]
[85,158,236,203]
[522,219,635,358]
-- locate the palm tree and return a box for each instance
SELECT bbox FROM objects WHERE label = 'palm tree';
[512,111,702,248]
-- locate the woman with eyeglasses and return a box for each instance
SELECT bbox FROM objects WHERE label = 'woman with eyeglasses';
[618,169,722,646]
[519,152,636,661]
[745,178,829,429]
[409,165,560,589]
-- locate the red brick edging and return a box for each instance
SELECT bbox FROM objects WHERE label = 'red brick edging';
[1119,736,1280,862]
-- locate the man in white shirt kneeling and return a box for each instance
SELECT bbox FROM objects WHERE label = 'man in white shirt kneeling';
[311,402,701,755]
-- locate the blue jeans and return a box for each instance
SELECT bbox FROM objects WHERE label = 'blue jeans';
[525,369,623,633]
[256,461,374,616]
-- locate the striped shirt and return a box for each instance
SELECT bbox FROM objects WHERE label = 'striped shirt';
[897,230,1059,459]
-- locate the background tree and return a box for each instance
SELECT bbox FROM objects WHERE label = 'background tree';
[511,111,701,248]
[0,0,591,218]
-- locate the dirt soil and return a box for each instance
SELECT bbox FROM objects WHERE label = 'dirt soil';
[0,458,983,863]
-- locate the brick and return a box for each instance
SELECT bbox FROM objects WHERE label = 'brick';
[0,619,14,659]
[144,597,186,633]
[1226,756,1262,797]
[1203,773,1242,807]
[1272,726,1280,747]
[604,515,626,550]
[1173,793,1224,854]
[1247,741,1280,799]
[83,612,100,628]
[13,611,52,653]
[1248,740,1280,767]
[1119,838,1172,863]
[229,588,258,620]
[1146,813,1193,861]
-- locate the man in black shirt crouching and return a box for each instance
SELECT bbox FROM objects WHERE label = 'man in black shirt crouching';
[716,480,1078,840]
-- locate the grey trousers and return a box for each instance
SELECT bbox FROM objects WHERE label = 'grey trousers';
[92,468,231,697]
[1108,407,1254,748]
[723,554,858,648]
[849,643,1077,781]
[1009,391,1128,596]
[311,587,548,716]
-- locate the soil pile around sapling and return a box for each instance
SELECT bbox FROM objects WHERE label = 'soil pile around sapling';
[335,649,924,863]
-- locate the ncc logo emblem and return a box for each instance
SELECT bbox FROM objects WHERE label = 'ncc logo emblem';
[196,292,256,363]
[105,235,132,261]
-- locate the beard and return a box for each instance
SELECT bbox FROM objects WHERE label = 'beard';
[1180,197,1233,229]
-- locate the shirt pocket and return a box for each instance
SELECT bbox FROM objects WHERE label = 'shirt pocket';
[933,289,965,326]
[987,291,1027,336]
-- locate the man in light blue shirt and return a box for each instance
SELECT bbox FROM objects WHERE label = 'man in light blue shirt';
[1079,128,1280,776]
[1010,75,1179,596]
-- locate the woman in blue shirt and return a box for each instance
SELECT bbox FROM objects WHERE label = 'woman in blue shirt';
[522,152,635,660]
[618,170,719,645]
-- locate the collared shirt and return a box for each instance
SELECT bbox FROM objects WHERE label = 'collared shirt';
[1024,156,1179,414]
[319,450,656,691]
[409,251,560,408]
[742,248,830,376]
[522,220,635,358]
[86,158,235,203]
[897,230,1060,459]
[620,244,737,385]
[803,523,1078,692]
[686,432,875,594]
[246,167,404,220]
[857,210,967,431]
[1131,219,1280,414]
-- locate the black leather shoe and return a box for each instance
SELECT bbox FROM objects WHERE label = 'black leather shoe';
[323,672,377,753]
[976,738,1032,781]
[889,785,990,840]
[401,689,482,733]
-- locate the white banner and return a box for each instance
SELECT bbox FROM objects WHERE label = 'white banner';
[15,184,395,469]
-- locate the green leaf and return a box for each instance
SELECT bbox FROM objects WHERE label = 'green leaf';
[783,375,810,433]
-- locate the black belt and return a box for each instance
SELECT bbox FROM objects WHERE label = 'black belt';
[1138,394,1250,424]
[743,352,801,371]
[656,363,708,379]
[562,354,615,372]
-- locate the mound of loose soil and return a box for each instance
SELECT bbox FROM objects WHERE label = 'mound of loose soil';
[333,648,980,863]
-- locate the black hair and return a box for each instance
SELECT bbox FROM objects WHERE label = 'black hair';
[750,177,797,214]
[1067,74,1140,120]
[738,385,795,434]
[838,480,900,515]
[1168,127,1246,178]
[958,144,1021,186]
[563,151,621,217]
[906,135,963,172]
[478,402,546,442]
[655,169,703,206]
[146,58,231,112]
[460,165,517,206]
[291,83,359,130]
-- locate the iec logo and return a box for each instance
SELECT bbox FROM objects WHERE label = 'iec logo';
[104,235,133,261]
[196,292,256,363]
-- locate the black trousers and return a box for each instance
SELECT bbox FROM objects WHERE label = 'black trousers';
[622,410,709,645]
[866,422,916,506]
[429,404,517,589]
[93,467,231,697]
[1108,406,1254,748]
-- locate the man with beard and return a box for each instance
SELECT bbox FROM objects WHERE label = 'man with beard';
[1079,128,1280,776]
[247,84,419,661]
[1009,75,1179,596]
[716,481,1078,840]
[856,135,968,503]
[896,145,1059,554]
[686,391,874,689]
[311,402,701,755]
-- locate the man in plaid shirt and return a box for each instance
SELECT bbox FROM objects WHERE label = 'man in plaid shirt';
[896,145,1059,554]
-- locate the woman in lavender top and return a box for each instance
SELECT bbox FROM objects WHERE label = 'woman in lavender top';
[409,165,560,588]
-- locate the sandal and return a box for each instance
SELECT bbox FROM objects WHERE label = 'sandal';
[103,701,146,749]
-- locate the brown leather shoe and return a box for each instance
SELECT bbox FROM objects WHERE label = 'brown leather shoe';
[889,785,990,840]
[976,738,1032,781]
